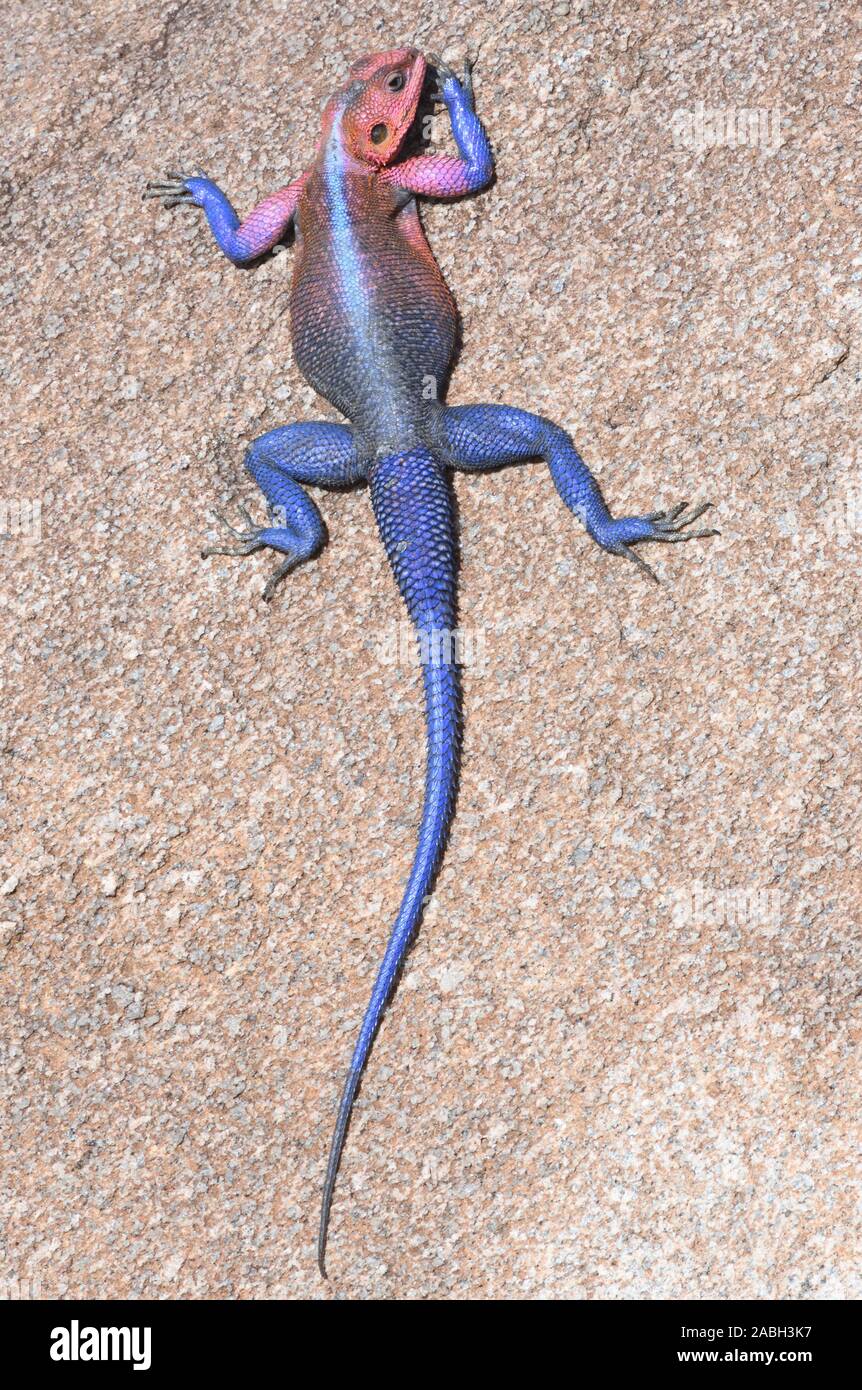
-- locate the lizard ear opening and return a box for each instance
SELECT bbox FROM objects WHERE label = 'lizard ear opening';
[370,123,389,144]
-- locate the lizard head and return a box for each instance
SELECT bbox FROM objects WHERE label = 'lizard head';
[327,48,427,168]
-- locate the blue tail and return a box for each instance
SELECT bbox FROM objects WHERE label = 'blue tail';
[318,448,460,1275]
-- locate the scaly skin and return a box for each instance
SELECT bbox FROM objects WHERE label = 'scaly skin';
[145,47,717,1277]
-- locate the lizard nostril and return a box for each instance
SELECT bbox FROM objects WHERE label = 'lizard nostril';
[370,123,388,144]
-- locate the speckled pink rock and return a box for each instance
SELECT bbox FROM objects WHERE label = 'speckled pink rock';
[1,0,859,1299]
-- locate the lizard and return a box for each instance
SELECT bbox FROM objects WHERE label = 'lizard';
[145,46,717,1278]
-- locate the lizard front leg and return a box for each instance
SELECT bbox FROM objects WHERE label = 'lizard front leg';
[381,57,493,198]
[202,421,365,600]
[144,168,306,265]
[436,404,717,581]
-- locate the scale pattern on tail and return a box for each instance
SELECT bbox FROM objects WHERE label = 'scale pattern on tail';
[318,447,460,1271]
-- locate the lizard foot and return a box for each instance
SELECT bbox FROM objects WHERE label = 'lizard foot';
[200,506,267,559]
[427,55,474,107]
[142,167,208,208]
[596,501,719,583]
[201,507,308,602]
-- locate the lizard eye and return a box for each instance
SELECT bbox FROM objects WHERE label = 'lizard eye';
[370,123,389,144]
[385,71,405,92]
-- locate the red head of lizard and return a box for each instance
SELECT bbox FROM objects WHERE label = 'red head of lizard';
[320,48,428,169]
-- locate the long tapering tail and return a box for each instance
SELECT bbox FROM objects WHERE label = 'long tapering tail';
[318,447,460,1276]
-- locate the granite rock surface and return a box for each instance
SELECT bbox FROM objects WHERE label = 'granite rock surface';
[1,0,860,1299]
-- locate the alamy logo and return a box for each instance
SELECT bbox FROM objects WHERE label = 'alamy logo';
[0,1274,41,1298]
[50,1320,152,1371]
[0,497,42,542]
[671,880,781,928]
[377,621,487,672]
[671,102,782,155]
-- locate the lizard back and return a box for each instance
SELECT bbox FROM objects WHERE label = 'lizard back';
[291,115,458,457]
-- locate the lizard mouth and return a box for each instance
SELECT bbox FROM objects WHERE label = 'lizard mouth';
[421,60,447,111]
[393,52,428,146]
[397,58,444,156]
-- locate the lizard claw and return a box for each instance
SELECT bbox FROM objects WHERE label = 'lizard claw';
[619,544,660,583]
[201,507,306,601]
[461,57,474,104]
[427,54,474,106]
[645,500,719,543]
[143,168,208,207]
[262,558,296,603]
[595,499,718,580]
[200,506,266,559]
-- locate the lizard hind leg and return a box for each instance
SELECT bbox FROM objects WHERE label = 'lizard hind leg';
[201,420,365,601]
[437,404,717,581]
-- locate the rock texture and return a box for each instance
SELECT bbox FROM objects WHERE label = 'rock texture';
[1,1,860,1299]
